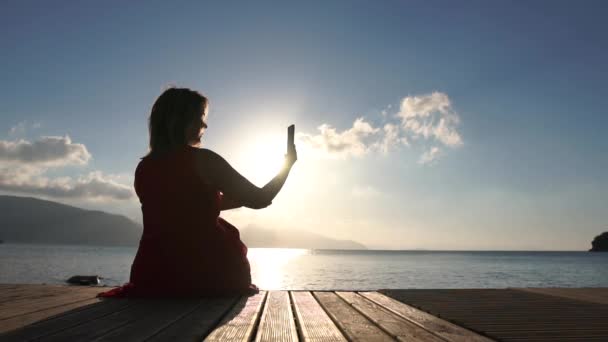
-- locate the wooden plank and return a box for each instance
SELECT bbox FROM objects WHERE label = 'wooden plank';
[254,291,297,342]
[494,328,608,339]
[0,284,66,293]
[505,337,608,342]
[148,296,239,341]
[313,291,392,342]
[419,307,608,317]
[0,286,104,309]
[0,286,105,306]
[489,326,608,333]
[0,284,107,298]
[290,291,345,342]
[2,285,606,342]
[473,321,608,330]
[0,285,103,305]
[0,285,80,304]
[204,291,266,342]
[336,291,443,342]
[419,306,608,314]
[0,298,101,334]
[361,291,494,342]
[0,287,105,320]
[516,288,608,305]
[379,289,608,341]
[0,299,131,341]
[93,299,203,341]
[450,316,608,326]
[0,289,67,304]
[38,300,158,341]
[0,285,55,296]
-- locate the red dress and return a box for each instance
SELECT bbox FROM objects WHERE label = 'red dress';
[98,146,258,297]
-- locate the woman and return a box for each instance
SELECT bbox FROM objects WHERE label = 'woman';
[99,87,297,297]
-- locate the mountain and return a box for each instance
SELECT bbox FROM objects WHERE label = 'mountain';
[240,225,367,250]
[589,232,608,252]
[0,195,142,246]
[0,195,366,250]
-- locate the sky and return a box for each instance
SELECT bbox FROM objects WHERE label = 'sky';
[1,0,607,250]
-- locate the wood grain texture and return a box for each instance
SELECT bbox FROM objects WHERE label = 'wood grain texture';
[361,291,493,342]
[516,287,608,305]
[380,288,608,341]
[0,286,70,304]
[148,297,238,341]
[204,291,267,342]
[255,291,298,342]
[0,287,105,320]
[336,291,443,342]
[290,291,345,342]
[3,285,607,342]
[313,291,393,342]
[37,300,155,341]
[93,299,203,341]
[0,284,101,305]
[0,299,131,341]
[0,298,102,335]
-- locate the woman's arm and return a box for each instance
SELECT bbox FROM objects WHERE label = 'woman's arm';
[194,147,296,209]
[219,192,248,211]
[258,150,296,204]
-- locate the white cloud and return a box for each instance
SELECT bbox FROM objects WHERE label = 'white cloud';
[0,136,91,167]
[373,123,408,154]
[418,146,441,164]
[0,136,133,201]
[296,92,463,164]
[397,92,463,147]
[0,168,134,201]
[297,118,381,158]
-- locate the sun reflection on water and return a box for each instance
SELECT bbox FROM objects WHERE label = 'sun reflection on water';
[248,248,309,290]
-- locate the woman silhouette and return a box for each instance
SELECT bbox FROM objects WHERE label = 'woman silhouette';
[100,87,297,297]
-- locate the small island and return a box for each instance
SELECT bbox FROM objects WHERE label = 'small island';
[589,232,608,252]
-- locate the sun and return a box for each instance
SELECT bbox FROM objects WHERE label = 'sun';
[236,133,287,185]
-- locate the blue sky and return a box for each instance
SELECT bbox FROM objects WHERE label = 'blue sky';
[1,1,607,250]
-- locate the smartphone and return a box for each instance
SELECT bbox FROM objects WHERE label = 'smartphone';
[287,124,295,152]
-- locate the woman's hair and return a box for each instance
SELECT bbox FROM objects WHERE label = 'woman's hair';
[146,87,208,158]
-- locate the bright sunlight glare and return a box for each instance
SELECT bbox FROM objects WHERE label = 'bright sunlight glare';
[248,248,309,289]
[236,133,287,185]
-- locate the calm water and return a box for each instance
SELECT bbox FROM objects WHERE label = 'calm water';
[1,243,607,289]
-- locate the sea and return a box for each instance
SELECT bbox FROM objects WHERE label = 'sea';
[1,243,607,290]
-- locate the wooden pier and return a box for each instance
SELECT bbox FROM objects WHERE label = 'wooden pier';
[0,284,606,341]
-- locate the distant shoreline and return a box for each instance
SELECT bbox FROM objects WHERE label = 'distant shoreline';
[0,242,592,252]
